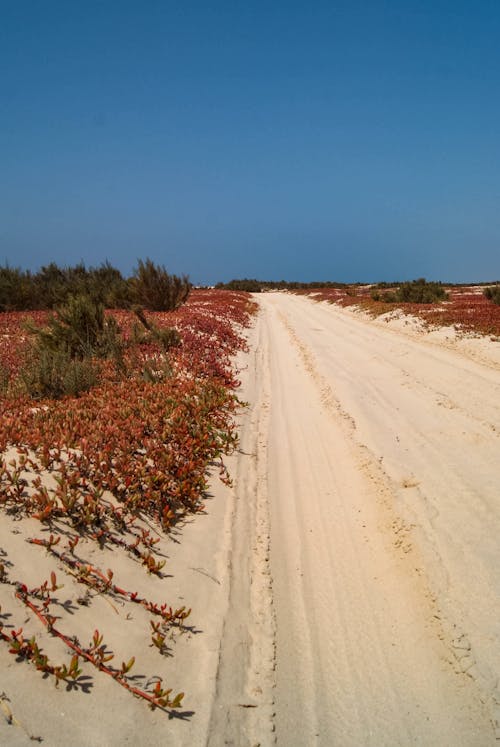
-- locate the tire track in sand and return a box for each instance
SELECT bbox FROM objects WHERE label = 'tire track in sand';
[262,294,494,746]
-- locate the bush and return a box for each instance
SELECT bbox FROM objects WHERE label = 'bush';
[22,293,125,398]
[372,278,447,304]
[484,285,500,304]
[370,289,396,302]
[395,278,447,303]
[31,261,130,309]
[0,266,35,311]
[130,259,191,311]
[26,293,124,361]
[216,279,263,292]
[0,260,192,311]
[20,346,101,399]
[0,261,131,311]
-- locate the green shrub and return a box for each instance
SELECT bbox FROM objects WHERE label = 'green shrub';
[370,289,396,302]
[130,259,191,311]
[32,262,70,308]
[154,326,181,350]
[0,261,131,311]
[31,261,131,309]
[26,293,124,361]
[216,278,263,292]
[22,293,126,398]
[0,265,35,311]
[484,285,500,304]
[372,278,447,304]
[395,278,447,303]
[20,346,100,399]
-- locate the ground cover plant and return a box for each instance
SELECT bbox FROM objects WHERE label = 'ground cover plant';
[298,282,500,337]
[0,287,255,731]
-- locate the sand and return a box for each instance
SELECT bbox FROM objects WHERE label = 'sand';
[2,291,500,745]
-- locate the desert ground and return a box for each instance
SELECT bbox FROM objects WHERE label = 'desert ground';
[2,291,500,745]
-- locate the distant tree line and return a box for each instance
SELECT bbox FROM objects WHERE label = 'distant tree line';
[217,278,500,296]
[0,259,191,312]
[215,278,349,292]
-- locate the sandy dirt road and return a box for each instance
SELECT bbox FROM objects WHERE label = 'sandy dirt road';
[209,292,500,746]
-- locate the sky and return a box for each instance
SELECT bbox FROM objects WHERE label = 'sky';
[2,1,500,284]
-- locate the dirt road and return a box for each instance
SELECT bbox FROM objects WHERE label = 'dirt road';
[209,292,500,746]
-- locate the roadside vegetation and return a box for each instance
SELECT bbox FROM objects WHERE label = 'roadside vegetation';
[219,275,500,336]
[298,281,500,337]
[0,259,191,312]
[370,278,447,303]
[0,266,255,717]
[216,278,348,292]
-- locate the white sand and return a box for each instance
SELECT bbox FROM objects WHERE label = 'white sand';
[2,292,500,745]
[255,293,500,746]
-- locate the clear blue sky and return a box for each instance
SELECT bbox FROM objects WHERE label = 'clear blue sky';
[2,1,500,284]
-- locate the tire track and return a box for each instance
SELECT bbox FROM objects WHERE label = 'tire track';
[261,293,495,745]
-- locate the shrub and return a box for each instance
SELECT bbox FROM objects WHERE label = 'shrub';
[0,261,131,311]
[370,289,396,302]
[154,326,182,350]
[216,279,263,292]
[26,293,124,361]
[0,260,193,311]
[484,285,500,304]
[32,262,70,308]
[20,346,101,399]
[371,278,447,304]
[22,293,125,398]
[0,265,35,311]
[395,278,447,303]
[130,259,191,311]
[32,261,131,309]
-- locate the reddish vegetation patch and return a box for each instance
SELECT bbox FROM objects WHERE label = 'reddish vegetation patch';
[0,290,256,381]
[298,286,500,337]
[0,310,49,374]
[0,289,255,711]
[0,290,256,526]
